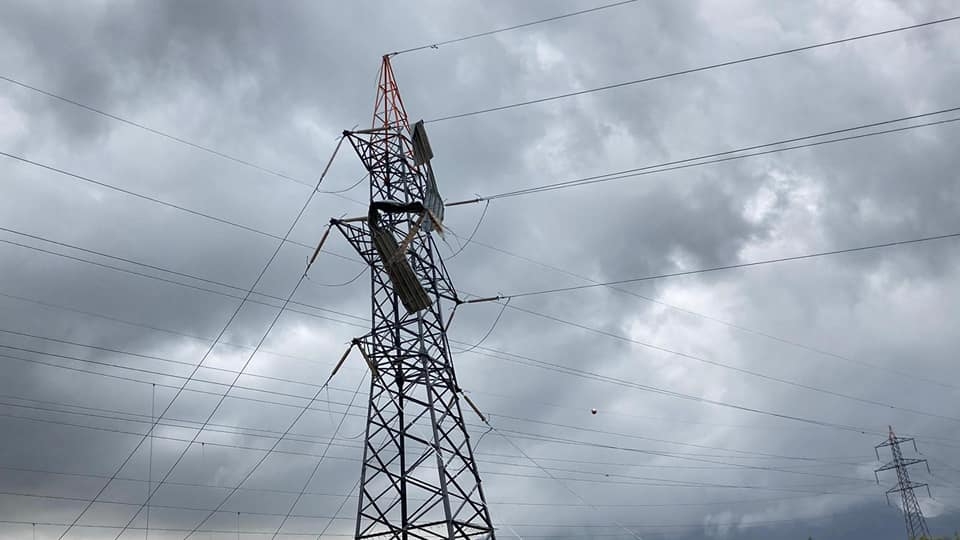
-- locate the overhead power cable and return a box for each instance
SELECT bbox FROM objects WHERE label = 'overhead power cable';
[7,226,959,436]
[502,230,960,298]
[426,15,960,122]
[1,280,928,442]
[272,375,364,539]
[6,335,912,466]
[16,275,954,448]
[111,282,311,537]
[446,108,960,204]
[0,387,872,471]
[2,407,875,495]
[0,246,948,448]
[0,326,348,394]
[3,394,873,471]
[449,231,960,391]
[13,335,957,457]
[0,463,874,509]
[0,75,319,189]
[0,224,363,313]
[56,136,345,539]
[0,288,355,367]
[182,371,367,539]
[0,266,928,448]
[389,0,638,56]
[0,151,330,251]
[498,300,960,424]
[0,333,877,447]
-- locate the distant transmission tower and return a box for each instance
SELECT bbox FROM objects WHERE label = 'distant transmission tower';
[875,426,933,540]
[327,55,495,539]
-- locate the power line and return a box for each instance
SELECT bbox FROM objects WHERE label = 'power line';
[0,520,354,538]
[0,75,318,189]
[6,227,959,440]
[0,326,347,393]
[425,15,960,122]
[0,327,884,455]
[0,150,324,249]
[0,288,356,366]
[448,110,960,203]
[389,0,638,56]
[3,265,948,449]
[56,135,346,539]
[5,345,915,474]
[0,230,366,321]
[0,277,934,444]
[498,300,960,425]
[0,390,874,472]
[14,214,960,397]
[445,200,490,259]
[0,506,876,535]
[0,224,358,288]
[449,231,960,391]
[3,407,873,494]
[14,279,947,447]
[0,282,905,438]
[113,276,312,538]
[503,230,960,298]
[0,463,873,508]
[3,347,902,470]
[179,367,364,539]
[268,374,367,539]
[17,333,945,462]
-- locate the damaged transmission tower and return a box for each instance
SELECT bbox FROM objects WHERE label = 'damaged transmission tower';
[326,56,495,539]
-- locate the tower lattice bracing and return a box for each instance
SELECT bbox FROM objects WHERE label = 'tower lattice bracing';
[876,426,932,540]
[333,56,495,540]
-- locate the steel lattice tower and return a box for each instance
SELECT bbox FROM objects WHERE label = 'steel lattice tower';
[875,426,932,540]
[331,56,495,540]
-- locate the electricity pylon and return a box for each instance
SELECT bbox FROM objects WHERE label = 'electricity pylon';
[329,56,495,539]
[875,426,932,540]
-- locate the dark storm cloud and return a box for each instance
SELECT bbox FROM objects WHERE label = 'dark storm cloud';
[2,1,960,539]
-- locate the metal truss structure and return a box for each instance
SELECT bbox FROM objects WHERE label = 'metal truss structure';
[876,426,932,540]
[330,55,495,540]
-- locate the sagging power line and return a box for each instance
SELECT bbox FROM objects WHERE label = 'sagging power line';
[446,107,960,204]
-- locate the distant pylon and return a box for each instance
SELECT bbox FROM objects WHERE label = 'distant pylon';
[328,55,495,539]
[875,426,933,540]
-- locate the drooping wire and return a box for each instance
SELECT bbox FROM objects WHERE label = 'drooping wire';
[426,15,960,122]
[306,268,366,287]
[446,199,490,259]
[389,0,638,56]
[318,173,368,194]
[455,297,510,355]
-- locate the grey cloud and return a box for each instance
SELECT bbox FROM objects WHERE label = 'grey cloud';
[3,1,960,539]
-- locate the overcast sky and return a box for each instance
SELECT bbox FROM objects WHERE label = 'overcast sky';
[2,1,960,539]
